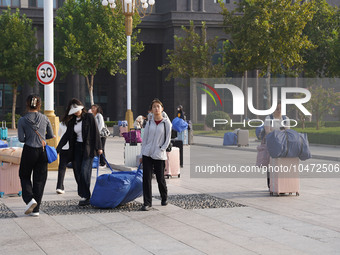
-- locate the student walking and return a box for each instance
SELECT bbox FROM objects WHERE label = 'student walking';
[57,98,102,206]
[139,98,172,211]
[18,94,54,216]
[91,104,107,167]
[56,112,72,194]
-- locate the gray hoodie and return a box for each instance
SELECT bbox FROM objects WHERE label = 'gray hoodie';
[18,112,54,148]
[141,111,172,160]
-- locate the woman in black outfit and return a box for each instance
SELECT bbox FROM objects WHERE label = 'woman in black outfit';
[18,94,54,216]
[56,98,102,206]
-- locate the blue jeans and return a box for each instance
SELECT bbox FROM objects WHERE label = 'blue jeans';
[73,142,93,199]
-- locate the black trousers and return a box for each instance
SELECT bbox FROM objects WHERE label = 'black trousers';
[99,137,106,166]
[19,144,48,212]
[56,149,69,190]
[142,156,167,206]
[73,142,93,199]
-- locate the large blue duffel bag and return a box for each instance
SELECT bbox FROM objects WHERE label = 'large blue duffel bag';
[266,129,311,160]
[90,159,143,209]
[223,132,237,146]
[172,117,188,132]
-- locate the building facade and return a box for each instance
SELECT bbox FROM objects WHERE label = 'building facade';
[0,0,235,121]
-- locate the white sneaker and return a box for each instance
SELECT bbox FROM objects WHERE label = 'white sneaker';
[30,212,39,217]
[56,189,65,194]
[24,199,37,215]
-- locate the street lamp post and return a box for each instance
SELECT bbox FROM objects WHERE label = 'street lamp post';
[101,0,155,130]
[43,0,60,170]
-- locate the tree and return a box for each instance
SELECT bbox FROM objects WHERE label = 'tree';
[307,85,340,129]
[220,0,315,107]
[302,0,340,77]
[158,20,226,85]
[55,0,144,105]
[0,8,39,129]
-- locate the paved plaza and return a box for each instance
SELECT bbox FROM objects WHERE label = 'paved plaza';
[0,130,340,255]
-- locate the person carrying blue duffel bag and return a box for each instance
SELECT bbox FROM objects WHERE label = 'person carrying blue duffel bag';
[262,101,290,188]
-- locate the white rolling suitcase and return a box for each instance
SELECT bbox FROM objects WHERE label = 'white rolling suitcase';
[124,143,141,167]
[237,130,249,147]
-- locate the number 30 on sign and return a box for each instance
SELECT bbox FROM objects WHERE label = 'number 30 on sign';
[36,61,57,85]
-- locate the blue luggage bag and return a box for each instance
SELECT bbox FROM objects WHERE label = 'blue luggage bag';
[223,132,237,146]
[90,157,143,209]
[0,140,8,148]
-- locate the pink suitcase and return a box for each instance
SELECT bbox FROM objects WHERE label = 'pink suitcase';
[269,157,300,196]
[0,162,22,197]
[164,147,180,178]
[119,126,128,137]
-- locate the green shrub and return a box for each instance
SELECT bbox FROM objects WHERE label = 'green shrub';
[105,121,118,127]
[193,123,204,130]
[5,113,21,124]
[324,121,340,127]
[205,111,230,130]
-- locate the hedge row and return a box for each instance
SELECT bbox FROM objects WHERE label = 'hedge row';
[293,128,340,146]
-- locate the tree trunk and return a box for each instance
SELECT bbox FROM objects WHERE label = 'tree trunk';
[11,85,17,129]
[86,75,94,106]
[266,63,271,109]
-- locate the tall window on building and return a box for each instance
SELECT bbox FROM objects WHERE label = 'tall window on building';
[28,0,64,8]
[0,0,20,7]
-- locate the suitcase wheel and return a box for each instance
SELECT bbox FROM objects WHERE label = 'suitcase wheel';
[296,192,300,196]
[165,175,171,179]
[0,192,4,198]
[178,174,180,178]
[270,192,273,196]
[289,192,292,195]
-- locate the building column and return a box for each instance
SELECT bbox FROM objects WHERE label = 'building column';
[187,0,193,11]
[200,0,206,12]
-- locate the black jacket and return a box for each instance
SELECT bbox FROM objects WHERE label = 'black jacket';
[56,113,102,160]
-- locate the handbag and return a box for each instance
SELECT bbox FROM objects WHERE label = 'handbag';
[34,130,58,164]
[100,126,111,137]
[122,129,142,145]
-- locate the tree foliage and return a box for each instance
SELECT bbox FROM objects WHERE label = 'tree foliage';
[221,0,315,75]
[307,85,340,129]
[0,8,40,128]
[220,0,315,106]
[55,0,144,105]
[302,0,340,77]
[159,21,226,86]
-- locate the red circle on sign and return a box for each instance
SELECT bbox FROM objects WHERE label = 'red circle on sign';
[36,61,57,85]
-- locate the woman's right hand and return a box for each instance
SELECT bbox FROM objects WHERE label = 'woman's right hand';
[139,157,143,164]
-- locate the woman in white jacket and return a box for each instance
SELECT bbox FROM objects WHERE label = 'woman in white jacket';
[140,98,172,211]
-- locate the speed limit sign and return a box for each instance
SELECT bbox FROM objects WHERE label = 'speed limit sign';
[36,61,57,85]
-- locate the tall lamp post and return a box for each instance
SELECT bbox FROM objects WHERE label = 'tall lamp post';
[101,0,155,130]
